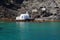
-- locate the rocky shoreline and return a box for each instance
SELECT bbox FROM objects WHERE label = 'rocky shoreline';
[0,18,60,22]
[0,0,60,21]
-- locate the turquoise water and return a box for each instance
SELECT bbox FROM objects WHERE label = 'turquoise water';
[0,22,60,40]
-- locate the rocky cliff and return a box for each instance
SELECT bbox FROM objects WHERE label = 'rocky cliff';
[0,0,60,19]
[21,0,60,19]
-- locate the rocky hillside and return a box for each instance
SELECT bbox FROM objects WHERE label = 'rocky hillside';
[0,0,60,19]
[20,0,60,19]
[0,0,24,18]
[22,0,60,13]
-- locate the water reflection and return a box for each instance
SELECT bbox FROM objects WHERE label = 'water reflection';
[16,22,60,40]
[16,22,29,30]
[16,22,30,40]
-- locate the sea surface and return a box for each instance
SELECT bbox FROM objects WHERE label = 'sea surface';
[0,22,60,40]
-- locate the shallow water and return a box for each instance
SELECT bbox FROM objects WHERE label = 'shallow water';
[0,22,60,40]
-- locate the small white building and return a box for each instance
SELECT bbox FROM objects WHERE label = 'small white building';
[16,11,30,20]
[41,7,46,11]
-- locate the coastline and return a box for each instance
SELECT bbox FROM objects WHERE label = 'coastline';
[0,18,60,22]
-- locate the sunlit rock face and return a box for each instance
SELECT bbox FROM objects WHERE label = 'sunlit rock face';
[20,0,60,18]
[22,0,60,13]
[22,0,59,9]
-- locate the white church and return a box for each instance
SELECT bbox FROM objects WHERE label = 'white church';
[16,11,30,20]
